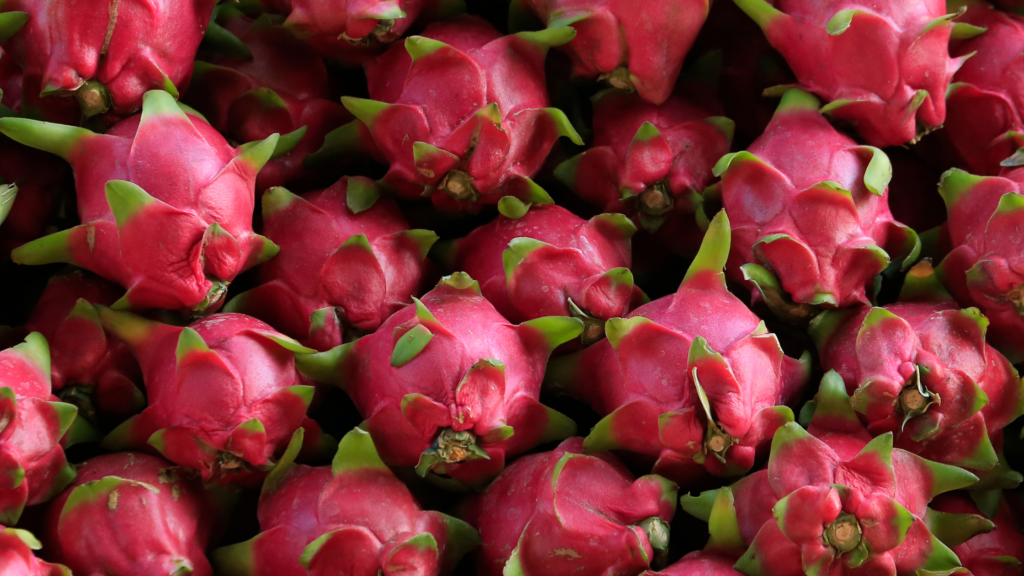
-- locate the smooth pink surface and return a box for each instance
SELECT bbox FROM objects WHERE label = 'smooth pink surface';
[463,438,676,576]
[1,0,215,115]
[759,0,960,146]
[452,205,638,322]
[44,453,218,576]
[519,0,710,104]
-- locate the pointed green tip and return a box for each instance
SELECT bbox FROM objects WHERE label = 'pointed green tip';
[498,196,530,219]
[733,0,784,30]
[341,96,390,128]
[12,332,51,377]
[516,25,576,49]
[175,327,210,365]
[937,168,986,209]
[0,11,27,44]
[333,427,388,474]
[554,154,581,190]
[777,88,821,114]
[406,36,450,61]
[683,210,731,284]
[141,90,190,125]
[0,117,94,161]
[105,180,156,228]
[262,186,302,218]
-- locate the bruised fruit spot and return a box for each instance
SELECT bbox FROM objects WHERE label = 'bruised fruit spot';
[435,429,478,463]
[108,489,119,510]
[580,319,606,345]
[554,549,582,559]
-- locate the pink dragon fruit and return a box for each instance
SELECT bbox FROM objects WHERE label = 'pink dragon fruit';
[0,0,216,118]
[0,137,72,257]
[319,15,583,211]
[710,88,920,324]
[642,552,744,576]
[0,90,281,314]
[297,273,583,488]
[681,371,986,576]
[443,203,642,340]
[937,168,1024,363]
[810,261,1024,485]
[0,526,68,576]
[98,310,330,485]
[511,0,711,104]
[944,2,1024,175]
[44,452,225,576]
[544,211,810,487]
[282,0,465,64]
[461,437,677,576]
[732,0,966,146]
[930,493,1024,576]
[213,427,478,576]
[0,333,76,526]
[225,177,437,351]
[24,271,143,426]
[555,89,734,255]
[186,7,353,191]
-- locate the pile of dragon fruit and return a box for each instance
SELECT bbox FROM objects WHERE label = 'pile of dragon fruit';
[3,0,1024,574]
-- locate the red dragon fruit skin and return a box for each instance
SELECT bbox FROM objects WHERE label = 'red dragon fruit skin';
[681,372,986,576]
[98,310,329,485]
[512,0,711,105]
[0,90,282,314]
[325,15,583,211]
[445,204,642,337]
[545,211,811,487]
[944,1,1024,176]
[24,271,143,424]
[462,437,677,576]
[642,552,745,576]
[283,0,465,64]
[810,262,1024,480]
[930,494,1024,576]
[0,333,77,526]
[711,88,920,324]
[0,1,216,118]
[225,177,437,352]
[44,452,223,576]
[937,168,1024,363]
[213,427,479,576]
[555,89,734,255]
[186,7,354,191]
[732,0,966,147]
[0,526,69,576]
[297,273,583,488]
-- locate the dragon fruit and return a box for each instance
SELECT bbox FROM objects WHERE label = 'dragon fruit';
[681,371,986,576]
[225,177,437,352]
[0,48,80,126]
[643,552,744,576]
[0,0,216,118]
[24,271,142,427]
[297,272,582,488]
[98,310,330,485]
[709,88,919,324]
[186,7,353,191]
[282,0,465,64]
[809,261,1024,484]
[937,168,1024,363]
[0,332,76,526]
[944,2,1024,175]
[930,493,1024,576]
[544,211,810,487]
[44,452,224,576]
[443,204,642,341]
[320,15,582,211]
[462,437,677,576]
[213,427,478,576]
[555,89,734,255]
[0,526,68,576]
[0,137,71,257]
[511,0,711,104]
[732,0,966,147]
[0,90,281,314]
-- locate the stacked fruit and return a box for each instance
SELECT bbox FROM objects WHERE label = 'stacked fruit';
[0,1,1023,575]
